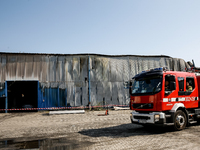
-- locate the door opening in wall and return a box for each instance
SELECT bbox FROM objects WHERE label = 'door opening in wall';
[7,81,38,112]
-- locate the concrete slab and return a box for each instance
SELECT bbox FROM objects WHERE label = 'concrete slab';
[113,106,130,110]
[49,110,85,115]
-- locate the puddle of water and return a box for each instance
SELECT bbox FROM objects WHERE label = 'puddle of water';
[0,140,39,150]
[0,138,94,150]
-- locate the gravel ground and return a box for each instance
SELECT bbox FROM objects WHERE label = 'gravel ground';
[0,110,200,150]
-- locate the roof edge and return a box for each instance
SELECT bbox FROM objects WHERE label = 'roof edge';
[0,52,172,58]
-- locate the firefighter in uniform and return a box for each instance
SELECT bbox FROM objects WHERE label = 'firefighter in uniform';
[186,82,193,91]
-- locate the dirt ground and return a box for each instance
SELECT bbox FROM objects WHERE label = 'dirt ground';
[1,110,200,150]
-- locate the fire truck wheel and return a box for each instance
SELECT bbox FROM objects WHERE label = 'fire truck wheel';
[197,118,200,124]
[174,110,187,131]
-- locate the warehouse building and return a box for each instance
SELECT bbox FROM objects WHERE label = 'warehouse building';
[0,52,189,111]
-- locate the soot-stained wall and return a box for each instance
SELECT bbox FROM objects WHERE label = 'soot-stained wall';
[0,53,189,108]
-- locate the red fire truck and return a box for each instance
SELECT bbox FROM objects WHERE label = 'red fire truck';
[129,67,200,130]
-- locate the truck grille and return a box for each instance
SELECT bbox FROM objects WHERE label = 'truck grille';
[134,116,150,120]
[132,103,153,109]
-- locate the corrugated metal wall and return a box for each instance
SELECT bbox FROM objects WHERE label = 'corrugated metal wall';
[0,53,189,108]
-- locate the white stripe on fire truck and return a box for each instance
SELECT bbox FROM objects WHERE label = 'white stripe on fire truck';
[171,98,176,102]
[179,98,185,101]
[163,97,199,102]
[163,98,168,102]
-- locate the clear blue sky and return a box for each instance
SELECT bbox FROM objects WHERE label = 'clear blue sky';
[1,0,200,66]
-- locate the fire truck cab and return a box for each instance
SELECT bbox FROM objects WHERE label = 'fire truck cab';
[129,67,200,130]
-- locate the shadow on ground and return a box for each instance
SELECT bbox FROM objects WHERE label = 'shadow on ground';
[79,123,175,138]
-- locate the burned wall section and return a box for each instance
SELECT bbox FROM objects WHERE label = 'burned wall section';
[0,53,189,108]
[36,55,89,108]
[89,56,189,106]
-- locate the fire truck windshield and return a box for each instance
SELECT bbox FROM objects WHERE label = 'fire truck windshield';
[131,75,162,95]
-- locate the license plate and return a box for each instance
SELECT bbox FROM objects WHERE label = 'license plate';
[138,119,146,124]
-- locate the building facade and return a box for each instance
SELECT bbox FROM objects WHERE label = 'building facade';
[0,53,189,110]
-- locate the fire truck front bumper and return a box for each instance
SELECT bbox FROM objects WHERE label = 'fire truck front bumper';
[130,111,172,126]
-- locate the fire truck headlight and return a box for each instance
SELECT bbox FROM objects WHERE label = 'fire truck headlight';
[154,114,160,122]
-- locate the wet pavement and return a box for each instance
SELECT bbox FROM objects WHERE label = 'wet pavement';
[0,138,94,150]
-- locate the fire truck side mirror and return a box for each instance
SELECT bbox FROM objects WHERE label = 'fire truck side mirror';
[170,82,176,91]
[124,81,129,89]
[124,81,132,88]
[124,81,132,95]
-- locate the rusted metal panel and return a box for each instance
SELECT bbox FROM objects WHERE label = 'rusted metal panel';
[75,86,81,106]
[72,57,80,81]
[101,58,110,82]
[95,82,103,105]
[90,81,97,106]
[81,86,88,106]
[79,56,88,84]
[32,55,42,81]
[101,81,111,105]
[49,56,57,82]
[72,81,82,106]
[114,59,122,82]
[91,57,110,82]
[65,57,73,82]
[91,57,100,82]
[6,55,17,80]
[57,56,65,82]
[0,55,6,82]
[67,83,74,106]
[15,55,25,80]
[159,57,167,67]
[172,58,178,71]
[105,82,112,105]
[24,55,34,79]
[122,58,130,81]
[137,57,145,73]
[109,58,117,82]
[153,57,162,68]
[111,82,118,105]
[41,56,49,82]
[109,57,129,82]
[165,57,173,69]
[143,57,152,70]
[129,57,138,79]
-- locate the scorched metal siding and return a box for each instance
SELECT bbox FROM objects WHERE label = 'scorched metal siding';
[0,53,190,108]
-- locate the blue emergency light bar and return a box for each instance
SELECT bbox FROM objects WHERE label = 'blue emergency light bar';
[141,67,168,73]
[154,67,163,71]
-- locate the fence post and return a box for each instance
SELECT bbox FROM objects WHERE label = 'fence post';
[88,55,91,110]
[5,81,7,113]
